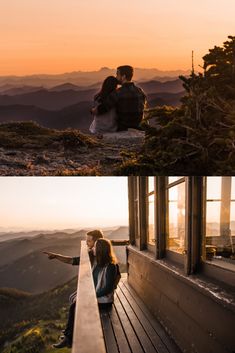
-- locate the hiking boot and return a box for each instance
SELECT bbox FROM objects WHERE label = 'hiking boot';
[52,336,72,349]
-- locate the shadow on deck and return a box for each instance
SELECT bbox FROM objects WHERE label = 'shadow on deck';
[100,276,181,353]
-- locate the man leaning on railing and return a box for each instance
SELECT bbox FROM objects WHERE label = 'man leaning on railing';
[43,230,121,349]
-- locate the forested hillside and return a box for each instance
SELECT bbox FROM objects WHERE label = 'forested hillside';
[118,36,235,175]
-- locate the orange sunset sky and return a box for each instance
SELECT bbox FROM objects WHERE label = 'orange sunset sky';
[1,0,235,76]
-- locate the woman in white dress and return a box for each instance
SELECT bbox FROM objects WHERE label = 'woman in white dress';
[89,76,118,134]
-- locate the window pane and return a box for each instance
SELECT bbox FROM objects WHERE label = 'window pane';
[230,202,235,236]
[168,177,182,184]
[207,177,221,199]
[205,177,235,270]
[148,177,154,193]
[167,182,185,253]
[231,177,235,199]
[206,202,221,236]
[148,193,155,245]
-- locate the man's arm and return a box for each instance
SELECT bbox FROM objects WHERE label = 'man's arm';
[43,251,76,265]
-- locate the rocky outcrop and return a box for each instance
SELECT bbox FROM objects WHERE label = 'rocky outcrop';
[0,129,145,176]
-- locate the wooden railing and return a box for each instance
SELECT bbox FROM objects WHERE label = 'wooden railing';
[72,241,106,353]
[111,239,129,246]
[72,239,129,353]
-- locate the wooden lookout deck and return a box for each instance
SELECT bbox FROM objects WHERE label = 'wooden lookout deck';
[72,241,181,353]
[100,276,181,353]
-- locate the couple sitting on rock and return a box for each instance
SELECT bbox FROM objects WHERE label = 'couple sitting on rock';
[89,65,147,134]
[44,229,120,349]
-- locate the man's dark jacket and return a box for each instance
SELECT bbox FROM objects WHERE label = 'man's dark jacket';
[96,82,147,130]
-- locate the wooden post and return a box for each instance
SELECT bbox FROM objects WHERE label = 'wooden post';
[139,177,147,250]
[156,177,166,259]
[128,176,136,246]
[190,177,203,274]
[111,239,129,246]
[72,241,106,353]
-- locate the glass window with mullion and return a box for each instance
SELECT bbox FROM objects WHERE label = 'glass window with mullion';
[133,177,140,244]
[166,177,186,257]
[147,177,156,249]
[204,177,235,271]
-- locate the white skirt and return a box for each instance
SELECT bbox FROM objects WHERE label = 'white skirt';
[89,108,118,134]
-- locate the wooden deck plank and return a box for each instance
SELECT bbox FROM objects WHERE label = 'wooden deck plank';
[100,309,119,353]
[118,281,169,353]
[120,279,182,353]
[114,291,144,353]
[116,286,158,353]
[100,277,182,353]
[109,305,132,353]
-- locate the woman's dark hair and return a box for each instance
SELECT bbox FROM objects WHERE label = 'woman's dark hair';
[94,76,118,102]
[95,238,117,267]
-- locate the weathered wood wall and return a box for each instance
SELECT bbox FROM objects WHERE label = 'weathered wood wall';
[127,246,235,353]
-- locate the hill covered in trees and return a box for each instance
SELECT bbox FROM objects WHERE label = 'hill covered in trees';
[0,277,77,353]
[117,36,235,175]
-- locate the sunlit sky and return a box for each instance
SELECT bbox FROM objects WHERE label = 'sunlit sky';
[0,177,234,232]
[1,0,234,75]
[0,177,128,231]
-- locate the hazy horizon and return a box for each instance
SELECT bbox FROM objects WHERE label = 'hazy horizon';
[1,0,234,75]
[0,66,189,78]
[0,224,127,233]
[0,177,129,230]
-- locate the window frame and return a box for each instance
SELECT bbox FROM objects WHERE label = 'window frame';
[165,177,187,267]
[127,176,235,286]
[201,176,235,286]
[146,177,157,253]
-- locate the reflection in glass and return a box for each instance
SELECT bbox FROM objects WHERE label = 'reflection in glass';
[167,182,185,253]
[168,177,182,184]
[230,202,235,236]
[231,176,235,236]
[148,177,155,193]
[148,193,155,245]
[206,202,221,236]
[207,177,221,199]
[205,177,235,270]
[231,177,235,199]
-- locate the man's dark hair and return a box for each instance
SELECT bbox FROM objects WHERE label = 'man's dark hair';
[117,65,134,81]
[87,229,104,241]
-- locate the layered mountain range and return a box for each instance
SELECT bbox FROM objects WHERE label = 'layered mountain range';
[0,68,187,132]
[0,226,129,293]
